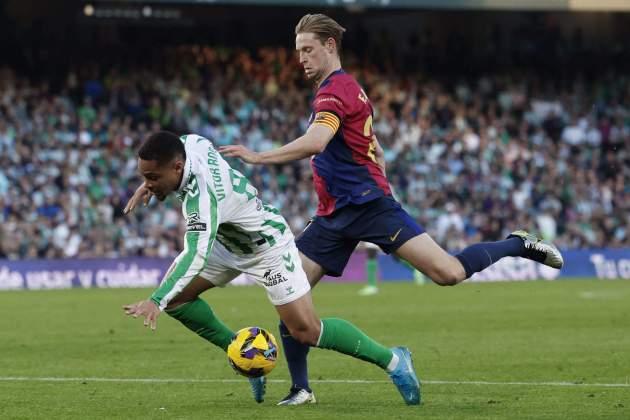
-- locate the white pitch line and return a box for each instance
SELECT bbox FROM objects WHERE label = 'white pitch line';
[425,380,630,388]
[0,377,629,388]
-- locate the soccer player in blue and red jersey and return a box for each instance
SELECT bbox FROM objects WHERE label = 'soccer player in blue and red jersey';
[220,14,563,406]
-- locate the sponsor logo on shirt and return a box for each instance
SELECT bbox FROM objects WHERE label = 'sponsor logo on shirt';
[186,211,207,232]
[315,96,343,106]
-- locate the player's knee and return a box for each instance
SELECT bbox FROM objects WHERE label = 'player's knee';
[286,322,320,346]
[429,266,461,286]
[432,277,458,286]
[422,256,465,286]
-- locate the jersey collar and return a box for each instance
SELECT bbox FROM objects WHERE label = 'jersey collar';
[176,158,193,200]
[318,68,344,90]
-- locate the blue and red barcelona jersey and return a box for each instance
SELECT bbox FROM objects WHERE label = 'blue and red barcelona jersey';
[309,69,391,216]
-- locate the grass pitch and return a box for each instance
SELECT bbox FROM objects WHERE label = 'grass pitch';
[1,279,629,419]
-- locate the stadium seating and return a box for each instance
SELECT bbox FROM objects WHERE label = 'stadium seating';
[0,46,627,259]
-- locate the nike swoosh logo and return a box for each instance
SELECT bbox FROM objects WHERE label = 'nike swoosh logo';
[390,228,402,242]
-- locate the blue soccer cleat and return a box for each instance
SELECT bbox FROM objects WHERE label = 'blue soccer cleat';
[249,376,266,403]
[388,346,421,405]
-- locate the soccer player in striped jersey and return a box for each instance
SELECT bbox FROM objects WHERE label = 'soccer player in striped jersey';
[220,14,564,405]
[123,131,420,405]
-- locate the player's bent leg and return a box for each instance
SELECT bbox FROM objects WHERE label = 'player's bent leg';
[396,231,556,283]
[277,292,396,358]
[275,251,325,403]
[395,233,467,286]
[275,293,318,405]
[275,328,315,406]
[275,292,420,405]
[275,292,321,346]
[282,211,357,402]
[276,257,319,402]
[277,319,313,403]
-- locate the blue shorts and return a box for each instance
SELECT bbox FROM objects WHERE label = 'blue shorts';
[295,196,425,277]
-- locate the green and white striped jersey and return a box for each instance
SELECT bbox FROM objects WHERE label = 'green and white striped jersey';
[150,134,290,310]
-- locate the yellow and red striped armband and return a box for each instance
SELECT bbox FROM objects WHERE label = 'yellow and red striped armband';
[312,111,341,133]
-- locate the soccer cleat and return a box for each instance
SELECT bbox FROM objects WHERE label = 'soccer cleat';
[388,346,421,405]
[508,230,564,269]
[277,387,317,406]
[249,376,266,403]
[358,285,379,296]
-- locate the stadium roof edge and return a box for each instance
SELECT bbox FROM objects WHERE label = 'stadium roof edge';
[97,0,630,12]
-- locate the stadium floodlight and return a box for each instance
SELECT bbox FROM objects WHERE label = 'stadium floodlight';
[80,2,181,20]
[84,4,95,16]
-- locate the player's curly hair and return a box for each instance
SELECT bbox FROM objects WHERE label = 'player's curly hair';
[295,14,346,54]
[138,131,186,165]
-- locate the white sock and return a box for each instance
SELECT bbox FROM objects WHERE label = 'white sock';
[386,352,400,372]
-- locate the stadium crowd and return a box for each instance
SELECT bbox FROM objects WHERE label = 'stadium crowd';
[0,45,627,259]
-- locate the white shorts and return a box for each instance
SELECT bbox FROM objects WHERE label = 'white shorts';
[198,240,311,306]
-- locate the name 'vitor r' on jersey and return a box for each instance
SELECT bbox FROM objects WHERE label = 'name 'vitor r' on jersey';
[150,134,290,310]
[309,69,392,216]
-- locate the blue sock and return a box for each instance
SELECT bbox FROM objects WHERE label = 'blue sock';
[279,320,311,391]
[455,237,524,278]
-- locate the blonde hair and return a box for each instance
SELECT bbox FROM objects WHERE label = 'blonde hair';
[295,14,346,53]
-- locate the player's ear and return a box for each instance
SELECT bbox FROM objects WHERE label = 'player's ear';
[326,37,335,54]
[173,158,184,172]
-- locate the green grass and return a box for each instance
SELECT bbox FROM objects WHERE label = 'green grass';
[1,279,629,419]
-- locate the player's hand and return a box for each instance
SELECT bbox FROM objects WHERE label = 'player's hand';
[218,145,262,164]
[123,182,153,215]
[123,300,161,331]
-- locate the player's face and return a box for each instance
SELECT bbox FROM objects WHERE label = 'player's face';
[296,32,334,83]
[138,157,184,201]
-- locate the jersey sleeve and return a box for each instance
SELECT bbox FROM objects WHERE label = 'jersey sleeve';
[311,86,348,134]
[150,174,219,310]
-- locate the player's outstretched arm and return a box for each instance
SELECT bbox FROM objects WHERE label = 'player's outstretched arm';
[123,300,161,331]
[219,124,334,165]
[123,182,153,214]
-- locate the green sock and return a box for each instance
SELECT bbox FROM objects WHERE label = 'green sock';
[165,298,234,352]
[366,259,378,287]
[317,318,393,370]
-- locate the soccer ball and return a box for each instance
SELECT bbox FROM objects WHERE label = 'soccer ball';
[227,327,278,378]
